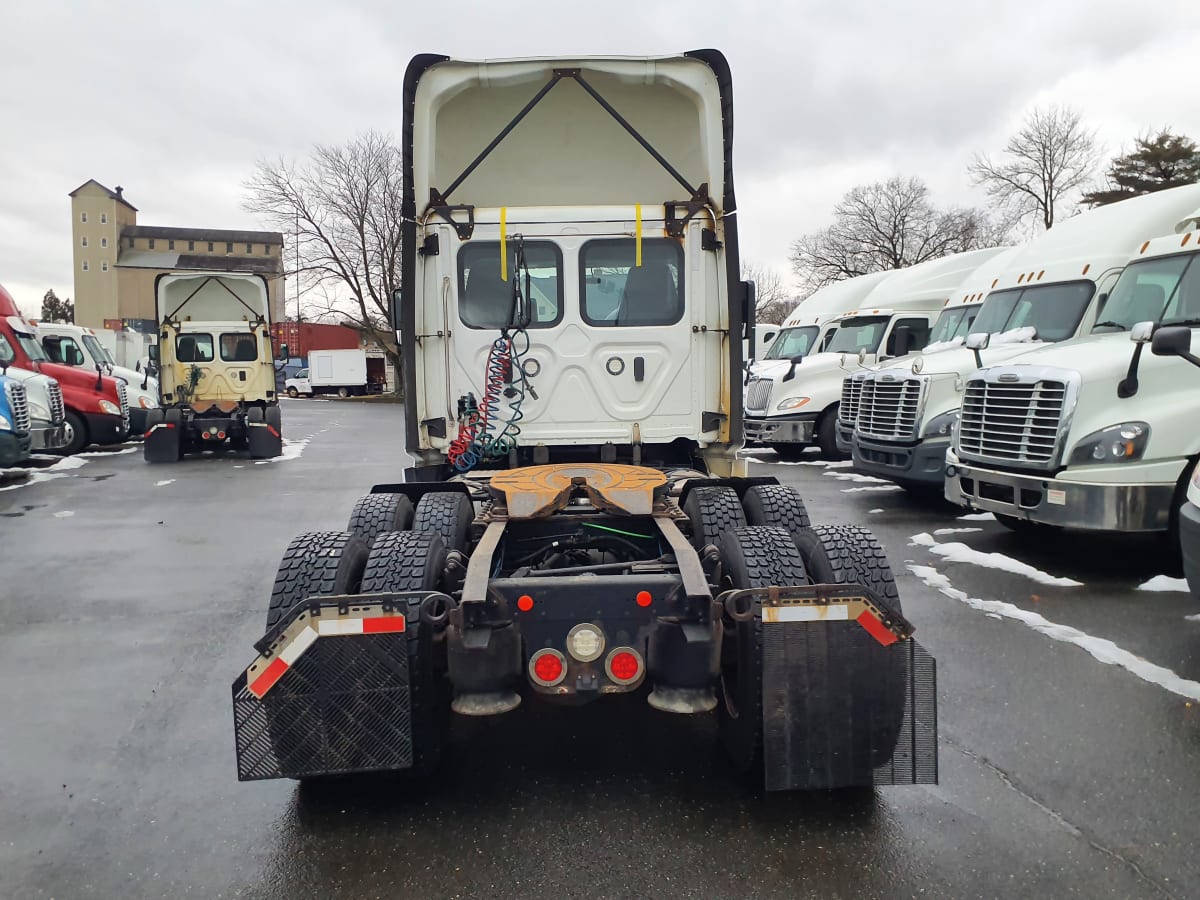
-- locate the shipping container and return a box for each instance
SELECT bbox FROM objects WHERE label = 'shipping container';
[270,322,360,359]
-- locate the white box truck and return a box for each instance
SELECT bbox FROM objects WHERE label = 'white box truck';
[744,247,1008,459]
[945,196,1200,545]
[285,348,373,398]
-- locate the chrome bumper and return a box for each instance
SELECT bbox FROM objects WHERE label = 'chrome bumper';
[744,415,815,444]
[29,422,68,451]
[945,458,1174,532]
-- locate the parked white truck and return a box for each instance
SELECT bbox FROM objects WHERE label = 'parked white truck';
[750,270,892,380]
[745,247,1008,459]
[849,186,1200,493]
[945,198,1200,546]
[35,321,159,434]
[0,353,67,453]
[284,348,374,398]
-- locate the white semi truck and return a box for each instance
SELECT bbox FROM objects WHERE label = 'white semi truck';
[35,321,159,434]
[945,201,1200,546]
[745,247,1008,459]
[849,186,1200,493]
[144,272,282,461]
[229,51,937,793]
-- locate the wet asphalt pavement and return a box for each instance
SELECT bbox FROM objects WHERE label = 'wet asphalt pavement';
[2,399,1199,899]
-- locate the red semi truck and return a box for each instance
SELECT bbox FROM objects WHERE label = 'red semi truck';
[0,285,129,453]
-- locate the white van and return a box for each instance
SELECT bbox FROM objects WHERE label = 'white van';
[945,197,1200,542]
[744,247,1008,459]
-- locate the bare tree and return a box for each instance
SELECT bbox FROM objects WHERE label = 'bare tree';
[969,105,1100,230]
[789,176,1006,294]
[741,262,793,325]
[244,131,403,374]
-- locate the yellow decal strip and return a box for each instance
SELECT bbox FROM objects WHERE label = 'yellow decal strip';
[634,204,642,267]
[500,207,508,281]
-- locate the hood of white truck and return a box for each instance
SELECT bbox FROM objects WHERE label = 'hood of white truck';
[0,364,56,422]
[753,351,866,415]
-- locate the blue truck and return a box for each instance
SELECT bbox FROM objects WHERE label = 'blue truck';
[0,365,33,467]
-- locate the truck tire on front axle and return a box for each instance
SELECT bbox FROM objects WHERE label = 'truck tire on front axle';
[717,525,809,775]
[683,485,747,551]
[360,530,452,775]
[411,492,475,552]
[348,492,415,546]
[265,531,370,630]
[790,524,907,780]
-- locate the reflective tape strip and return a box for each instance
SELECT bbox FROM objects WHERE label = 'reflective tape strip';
[278,625,318,664]
[363,616,407,634]
[247,657,289,699]
[856,610,898,646]
[318,618,364,636]
[266,426,280,438]
[763,605,850,623]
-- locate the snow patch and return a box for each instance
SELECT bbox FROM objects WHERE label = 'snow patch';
[155,479,176,487]
[933,527,984,535]
[910,531,1082,587]
[78,446,138,457]
[868,508,884,514]
[990,326,1039,346]
[957,512,995,521]
[1136,575,1189,592]
[909,563,1200,702]
[919,337,965,354]
[824,470,888,484]
[842,485,903,493]
[255,437,310,465]
[53,510,74,518]
[1186,614,1200,623]
[0,454,89,492]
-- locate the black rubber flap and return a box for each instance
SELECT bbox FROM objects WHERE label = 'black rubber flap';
[761,622,937,791]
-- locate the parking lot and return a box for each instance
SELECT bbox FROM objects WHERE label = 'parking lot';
[2,398,1199,899]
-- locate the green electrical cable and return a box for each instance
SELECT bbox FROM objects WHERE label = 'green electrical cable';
[582,522,655,540]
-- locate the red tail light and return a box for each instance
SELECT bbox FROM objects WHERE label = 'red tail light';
[605,647,644,685]
[529,649,567,686]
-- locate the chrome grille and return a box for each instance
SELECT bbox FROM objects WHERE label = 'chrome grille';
[745,378,773,414]
[957,377,1066,466]
[858,376,924,440]
[839,376,863,427]
[47,381,65,424]
[116,382,130,431]
[6,382,31,434]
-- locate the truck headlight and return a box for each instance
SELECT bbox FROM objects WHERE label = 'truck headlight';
[923,410,958,438]
[139,396,153,409]
[98,399,121,416]
[0,413,10,431]
[776,396,811,411]
[1068,422,1150,465]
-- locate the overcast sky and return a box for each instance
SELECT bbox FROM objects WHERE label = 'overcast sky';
[2,0,1198,316]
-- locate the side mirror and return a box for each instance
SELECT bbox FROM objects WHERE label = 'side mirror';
[891,325,913,358]
[148,344,159,362]
[964,332,990,351]
[1130,321,1155,344]
[278,342,290,361]
[857,348,867,365]
[69,347,85,366]
[1151,325,1193,357]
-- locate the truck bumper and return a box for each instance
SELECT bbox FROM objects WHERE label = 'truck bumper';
[744,413,816,445]
[854,436,949,488]
[945,453,1174,531]
[83,412,127,446]
[0,430,32,466]
[1181,499,1200,602]
[29,422,68,451]
[835,422,854,455]
[128,407,149,436]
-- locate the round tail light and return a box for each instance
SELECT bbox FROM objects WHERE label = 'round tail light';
[529,648,567,686]
[605,647,644,685]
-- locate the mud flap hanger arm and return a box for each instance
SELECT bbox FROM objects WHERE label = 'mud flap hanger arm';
[426,68,709,239]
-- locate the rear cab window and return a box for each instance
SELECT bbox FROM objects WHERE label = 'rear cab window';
[458,241,562,329]
[220,333,259,362]
[581,239,684,327]
[177,334,214,362]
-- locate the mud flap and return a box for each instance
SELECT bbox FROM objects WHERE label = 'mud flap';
[726,584,937,791]
[247,421,282,459]
[143,423,180,463]
[232,593,438,780]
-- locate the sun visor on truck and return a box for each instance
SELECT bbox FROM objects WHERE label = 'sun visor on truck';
[156,273,270,323]
[411,56,728,211]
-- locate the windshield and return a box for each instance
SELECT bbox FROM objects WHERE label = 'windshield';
[81,334,114,365]
[764,326,819,360]
[970,282,1094,343]
[928,306,977,344]
[825,316,890,354]
[15,331,47,362]
[0,333,15,365]
[1093,253,1200,332]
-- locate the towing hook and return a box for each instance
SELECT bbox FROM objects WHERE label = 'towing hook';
[723,590,756,622]
[421,593,456,631]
